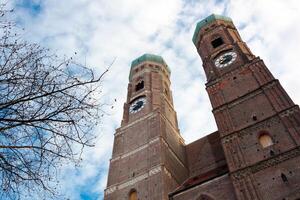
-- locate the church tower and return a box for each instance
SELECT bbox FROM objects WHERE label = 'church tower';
[193,14,300,199]
[104,54,189,200]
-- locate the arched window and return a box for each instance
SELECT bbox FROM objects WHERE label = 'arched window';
[129,189,137,200]
[258,131,273,148]
[135,80,144,92]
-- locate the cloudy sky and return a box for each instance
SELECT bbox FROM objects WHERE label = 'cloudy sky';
[6,0,300,199]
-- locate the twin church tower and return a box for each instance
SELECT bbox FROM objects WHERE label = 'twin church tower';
[104,14,300,200]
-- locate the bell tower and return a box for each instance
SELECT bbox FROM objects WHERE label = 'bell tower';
[194,14,300,199]
[104,54,188,200]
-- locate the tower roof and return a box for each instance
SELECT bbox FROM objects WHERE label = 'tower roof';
[192,14,232,45]
[129,53,171,80]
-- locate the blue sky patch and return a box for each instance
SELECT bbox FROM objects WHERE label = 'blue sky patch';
[15,0,42,16]
[78,178,102,200]
[4,1,300,200]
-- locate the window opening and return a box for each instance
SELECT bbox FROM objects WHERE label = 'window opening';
[281,173,288,182]
[129,190,137,200]
[135,81,144,92]
[211,37,224,48]
[258,132,273,148]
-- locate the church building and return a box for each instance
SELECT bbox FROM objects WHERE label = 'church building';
[104,14,300,200]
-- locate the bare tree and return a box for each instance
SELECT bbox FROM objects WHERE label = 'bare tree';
[0,4,109,199]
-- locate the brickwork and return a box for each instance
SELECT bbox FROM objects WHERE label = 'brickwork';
[105,58,188,200]
[105,14,300,200]
[170,174,236,200]
[185,131,226,178]
[190,14,300,200]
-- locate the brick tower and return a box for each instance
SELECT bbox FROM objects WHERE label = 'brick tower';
[104,54,189,200]
[193,14,300,199]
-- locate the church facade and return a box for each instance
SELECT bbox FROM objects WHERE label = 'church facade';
[104,14,300,200]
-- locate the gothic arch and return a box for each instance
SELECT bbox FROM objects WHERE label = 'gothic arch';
[197,194,215,200]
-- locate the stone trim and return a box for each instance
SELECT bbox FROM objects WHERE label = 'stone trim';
[160,111,185,142]
[205,58,261,88]
[110,135,186,171]
[104,165,173,195]
[231,146,300,180]
[221,105,298,142]
[161,138,186,168]
[110,137,160,162]
[221,114,279,143]
[164,167,172,179]
[213,79,278,114]
[116,111,158,135]
[129,90,150,103]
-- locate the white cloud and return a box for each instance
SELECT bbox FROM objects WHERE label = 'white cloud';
[9,0,300,199]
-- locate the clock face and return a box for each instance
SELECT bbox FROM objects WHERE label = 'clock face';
[129,97,146,114]
[214,51,237,68]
